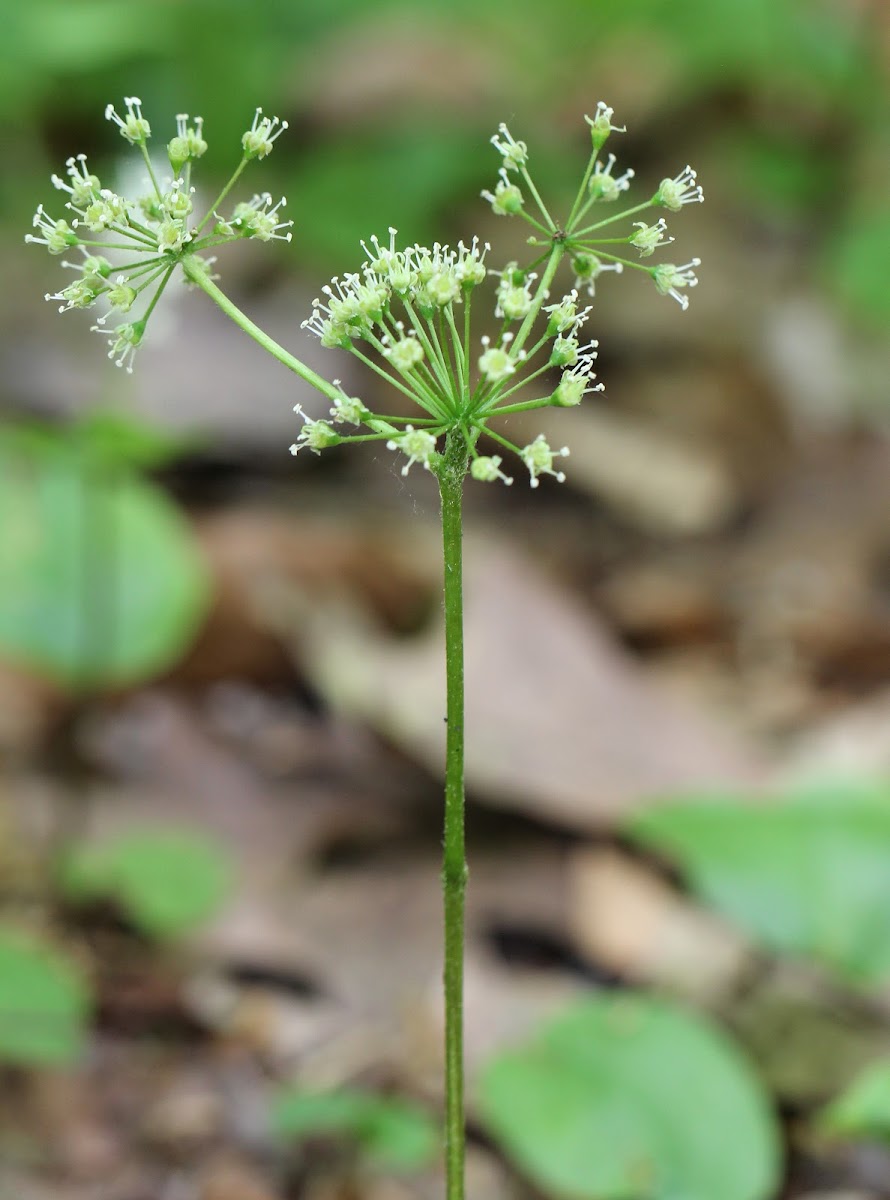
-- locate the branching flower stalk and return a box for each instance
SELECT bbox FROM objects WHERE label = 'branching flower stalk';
[28,97,703,1200]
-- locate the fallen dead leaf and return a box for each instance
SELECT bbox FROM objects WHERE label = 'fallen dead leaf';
[513,405,738,536]
[567,846,751,1002]
[297,538,764,830]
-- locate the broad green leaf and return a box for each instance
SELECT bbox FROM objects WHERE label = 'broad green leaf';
[818,1060,890,1142]
[61,829,231,939]
[629,788,890,984]
[479,995,780,1200]
[271,1088,437,1171]
[0,927,91,1066]
[0,427,210,689]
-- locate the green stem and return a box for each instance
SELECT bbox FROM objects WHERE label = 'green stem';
[520,166,556,230]
[138,142,163,202]
[194,158,249,235]
[437,429,468,1200]
[510,242,564,360]
[575,246,652,275]
[182,258,340,401]
[571,198,653,237]
[482,395,552,416]
[566,144,600,230]
[138,266,175,325]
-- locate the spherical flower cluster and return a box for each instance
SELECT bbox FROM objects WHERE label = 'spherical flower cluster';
[297,108,703,487]
[300,225,609,487]
[26,99,291,372]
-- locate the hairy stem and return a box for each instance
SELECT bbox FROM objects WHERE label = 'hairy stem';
[437,429,469,1200]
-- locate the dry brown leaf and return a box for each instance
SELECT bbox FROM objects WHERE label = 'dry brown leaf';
[300,539,763,830]
[201,1157,284,1200]
[178,509,434,687]
[516,405,738,535]
[568,847,751,1001]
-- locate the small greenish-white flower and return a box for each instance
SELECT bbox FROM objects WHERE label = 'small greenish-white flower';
[45,277,101,313]
[550,335,579,367]
[490,123,528,171]
[290,407,340,455]
[544,291,590,335]
[92,320,143,373]
[329,388,365,425]
[105,97,151,144]
[481,169,524,216]
[520,435,569,488]
[471,455,513,485]
[588,153,634,202]
[161,181,194,220]
[454,238,489,288]
[105,278,137,313]
[495,264,534,321]
[478,335,517,383]
[585,101,626,150]
[79,254,113,282]
[242,107,288,159]
[629,218,673,257]
[410,244,462,309]
[227,193,293,242]
[81,196,116,232]
[425,266,461,308]
[26,207,79,254]
[388,426,438,476]
[652,258,701,310]
[168,113,207,170]
[157,217,190,254]
[552,360,604,407]
[384,333,425,373]
[361,228,415,293]
[654,166,704,211]
[570,252,623,297]
[51,155,101,209]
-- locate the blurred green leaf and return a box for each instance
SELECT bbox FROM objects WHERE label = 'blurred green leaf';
[723,130,829,215]
[292,123,488,266]
[629,786,890,984]
[0,426,211,689]
[271,1087,437,1171]
[74,410,202,472]
[818,1059,890,1142]
[478,995,780,1200]
[61,829,231,938]
[0,1,176,110]
[0,927,91,1066]
[829,208,890,327]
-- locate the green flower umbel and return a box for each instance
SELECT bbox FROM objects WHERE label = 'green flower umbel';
[26,99,291,372]
[297,105,703,487]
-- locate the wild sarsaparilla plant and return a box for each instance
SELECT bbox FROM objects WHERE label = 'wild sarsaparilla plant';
[28,97,703,1200]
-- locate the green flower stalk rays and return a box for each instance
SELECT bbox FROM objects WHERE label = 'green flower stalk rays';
[27,97,703,1200]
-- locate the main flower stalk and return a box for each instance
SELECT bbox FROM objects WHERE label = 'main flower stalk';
[437,430,469,1200]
